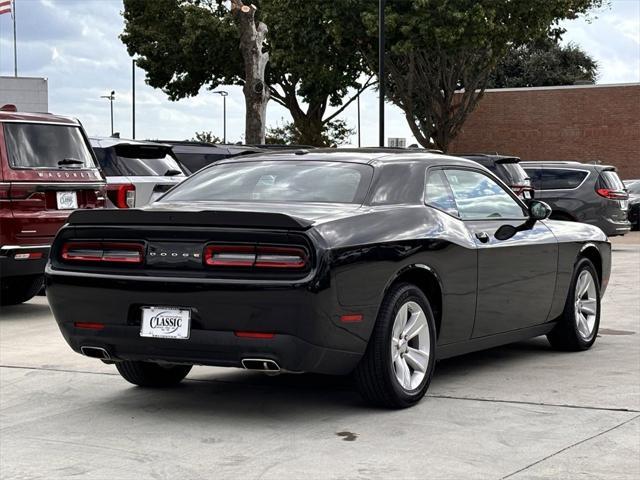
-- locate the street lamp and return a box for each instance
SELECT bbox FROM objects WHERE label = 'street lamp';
[100,90,116,136]
[213,90,229,144]
[378,0,385,147]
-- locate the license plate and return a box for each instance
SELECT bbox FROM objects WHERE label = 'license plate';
[522,190,532,199]
[140,307,191,339]
[56,191,78,210]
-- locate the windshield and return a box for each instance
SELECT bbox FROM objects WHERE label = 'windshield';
[4,123,96,169]
[160,161,373,204]
[94,145,185,177]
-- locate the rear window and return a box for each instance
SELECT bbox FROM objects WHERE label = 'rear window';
[538,169,589,190]
[95,145,185,177]
[496,162,530,187]
[4,123,95,169]
[599,170,624,190]
[160,161,373,204]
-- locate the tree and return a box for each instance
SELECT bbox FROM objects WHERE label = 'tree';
[266,119,355,147]
[121,0,370,146]
[191,131,221,143]
[488,37,598,88]
[332,0,602,151]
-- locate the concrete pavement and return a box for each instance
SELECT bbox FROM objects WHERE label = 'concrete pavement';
[1,233,639,479]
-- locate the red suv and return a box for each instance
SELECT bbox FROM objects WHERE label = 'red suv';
[0,106,105,305]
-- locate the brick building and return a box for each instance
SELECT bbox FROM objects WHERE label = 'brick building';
[449,83,640,179]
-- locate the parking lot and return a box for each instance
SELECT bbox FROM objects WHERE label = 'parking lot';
[0,233,638,480]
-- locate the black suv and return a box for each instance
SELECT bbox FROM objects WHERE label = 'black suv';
[458,154,534,199]
[522,161,630,236]
[159,141,262,174]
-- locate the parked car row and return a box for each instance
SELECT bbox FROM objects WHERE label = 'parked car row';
[0,105,634,306]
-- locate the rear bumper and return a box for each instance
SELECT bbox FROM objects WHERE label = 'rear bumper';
[0,245,49,279]
[46,269,373,375]
[56,324,361,374]
[594,218,631,237]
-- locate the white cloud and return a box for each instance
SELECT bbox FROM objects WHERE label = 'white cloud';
[0,0,637,146]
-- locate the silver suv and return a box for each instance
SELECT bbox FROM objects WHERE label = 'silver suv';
[522,161,630,236]
[91,138,187,208]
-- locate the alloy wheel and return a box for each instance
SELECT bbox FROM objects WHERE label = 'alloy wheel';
[390,301,431,391]
[574,270,598,341]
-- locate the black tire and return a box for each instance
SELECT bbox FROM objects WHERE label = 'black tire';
[115,361,192,387]
[547,257,601,351]
[0,275,44,306]
[354,282,437,408]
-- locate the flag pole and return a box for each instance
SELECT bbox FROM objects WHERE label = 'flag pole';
[12,0,17,76]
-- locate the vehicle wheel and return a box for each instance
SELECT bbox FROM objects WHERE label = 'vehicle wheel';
[547,258,600,351]
[115,361,192,387]
[0,275,44,306]
[354,282,436,408]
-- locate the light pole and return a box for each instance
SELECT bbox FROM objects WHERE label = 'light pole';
[100,91,115,136]
[357,94,361,148]
[378,0,385,147]
[213,90,228,144]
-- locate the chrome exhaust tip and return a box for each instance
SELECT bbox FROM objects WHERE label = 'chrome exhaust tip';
[241,358,281,373]
[80,346,111,360]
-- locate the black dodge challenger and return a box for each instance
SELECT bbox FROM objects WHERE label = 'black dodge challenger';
[46,150,611,408]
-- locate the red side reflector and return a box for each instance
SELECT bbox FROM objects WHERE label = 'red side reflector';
[340,314,363,323]
[74,322,105,330]
[234,331,275,339]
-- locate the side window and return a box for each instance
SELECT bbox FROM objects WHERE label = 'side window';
[444,169,526,220]
[425,170,459,216]
[539,169,588,190]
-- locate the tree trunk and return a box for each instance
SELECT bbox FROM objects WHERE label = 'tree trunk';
[231,1,269,144]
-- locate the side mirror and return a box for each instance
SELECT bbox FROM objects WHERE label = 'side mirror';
[528,200,552,221]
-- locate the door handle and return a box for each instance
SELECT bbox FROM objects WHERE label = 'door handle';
[475,231,490,243]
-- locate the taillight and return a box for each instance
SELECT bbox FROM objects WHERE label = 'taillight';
[596,188,628,200]
[255,246,308,268]
[106,184,136,208]
[61,241,144,264]
[204,245,256,267]
[204,245,308,269]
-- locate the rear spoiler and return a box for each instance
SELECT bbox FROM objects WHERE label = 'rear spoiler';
[67,209,313,230]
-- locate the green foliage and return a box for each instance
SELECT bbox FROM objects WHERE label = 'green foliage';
[121,0,367,142]
[191,131,221,143]
[488,38,598,88]
[329,0,603,151]
[266,119,354,147]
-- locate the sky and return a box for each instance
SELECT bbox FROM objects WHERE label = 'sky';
[0,0,639,145]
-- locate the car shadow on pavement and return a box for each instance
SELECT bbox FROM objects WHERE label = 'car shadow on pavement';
[0,301,51,319]
[88,337,554,419]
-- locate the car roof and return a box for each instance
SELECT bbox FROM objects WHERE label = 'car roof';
[0,110,80,125]
[89,137,172,149]
[458,153,521,164]
[520,161,616,171]
[213,148,478,167]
